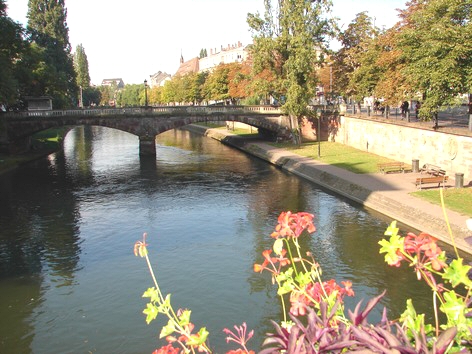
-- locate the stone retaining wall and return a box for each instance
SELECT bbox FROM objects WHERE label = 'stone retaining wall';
[332,115,472,183]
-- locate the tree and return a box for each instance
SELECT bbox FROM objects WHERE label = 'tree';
[0,0,25,107]
[202,64,230,102]
[372,26,413,107]
[397,0,472,122]
[199,48,207,58]
[73,44,91,108]
[333,12,378,103]
[27,0,77,108]
[73,44,90,88]
[247,0,334,118]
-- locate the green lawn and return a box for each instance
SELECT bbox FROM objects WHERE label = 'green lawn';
[411,188,472,216]
[271,141,400,174]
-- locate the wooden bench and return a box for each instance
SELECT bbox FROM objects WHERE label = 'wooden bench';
[415,175,449,189]
[420,163,446,176]
[378,162,405,174]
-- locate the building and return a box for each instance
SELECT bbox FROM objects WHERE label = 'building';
[24,96,53,111]
[199,42,249,72]
[101,78,125,88]
[149,71,171,87]
[174,54,200,77]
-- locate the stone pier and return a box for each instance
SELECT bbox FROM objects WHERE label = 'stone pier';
[139,136,156,156]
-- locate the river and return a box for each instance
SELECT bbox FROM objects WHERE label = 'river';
[0,126,447,353]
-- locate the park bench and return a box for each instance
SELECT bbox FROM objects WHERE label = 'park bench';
[415,175,449,189]
[378,161,405,174]
[420,163,446,176]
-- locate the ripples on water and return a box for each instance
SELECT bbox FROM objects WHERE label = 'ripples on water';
[0,126,465,354]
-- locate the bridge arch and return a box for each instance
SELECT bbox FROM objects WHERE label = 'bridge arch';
[2,106,292,155]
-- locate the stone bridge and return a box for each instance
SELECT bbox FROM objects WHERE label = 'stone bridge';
[0,105,292,155]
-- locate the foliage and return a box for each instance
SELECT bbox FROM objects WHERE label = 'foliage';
[396,0,472,120]
[247,0,334,117]
[135,210,472,353]
[202,64,231,102]
[0,0,25,106]
[116,84,144,107]
[26,0,78,108]
[379,219,472,351]
[73,44,91,89]
[333,11,379,102]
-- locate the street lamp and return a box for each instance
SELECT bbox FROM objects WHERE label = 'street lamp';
[144,79,148,108]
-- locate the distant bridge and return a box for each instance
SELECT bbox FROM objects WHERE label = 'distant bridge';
[1,105,292,155]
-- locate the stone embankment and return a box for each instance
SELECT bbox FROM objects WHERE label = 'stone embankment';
[184,124,472,255]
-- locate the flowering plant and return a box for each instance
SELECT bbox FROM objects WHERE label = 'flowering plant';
[135,210,472,353]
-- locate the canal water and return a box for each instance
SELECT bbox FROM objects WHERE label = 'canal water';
[0,126,453,353]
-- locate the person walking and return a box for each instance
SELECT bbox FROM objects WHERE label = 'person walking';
[400,101,409,119]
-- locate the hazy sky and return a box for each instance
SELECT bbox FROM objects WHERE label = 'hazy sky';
[6,0,407,85]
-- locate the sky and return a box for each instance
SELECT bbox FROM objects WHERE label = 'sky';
[6,0,407,86]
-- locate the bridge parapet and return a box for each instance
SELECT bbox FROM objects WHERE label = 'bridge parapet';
[4,105,282,119]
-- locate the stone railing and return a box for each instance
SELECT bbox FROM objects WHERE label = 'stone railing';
[4,105,282,119]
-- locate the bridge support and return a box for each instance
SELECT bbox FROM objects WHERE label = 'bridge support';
[139,136,156,156]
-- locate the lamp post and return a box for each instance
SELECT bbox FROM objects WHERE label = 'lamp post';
[144,79,148,108]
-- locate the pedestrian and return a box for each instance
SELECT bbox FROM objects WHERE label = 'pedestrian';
[415,101,421,118]
[400,101,409,119]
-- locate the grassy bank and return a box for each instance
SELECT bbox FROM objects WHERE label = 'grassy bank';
[0,128,67,174]
[411,188,472,216]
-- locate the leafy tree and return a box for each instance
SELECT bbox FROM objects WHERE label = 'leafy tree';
[73,44,91,108]
[27,0,78,108]
[202,64,230,102]
[162,78,179,104]
[149,85,163,105]
[98,84,117,106]
[0,0,25,107]
[81,86,100,107]
[372,26,413,107]
[397,0,472,121]
[227,62,251,103]
[73,44,90,88]
[116,84,143,107]
[199,48,207,58]
[247,0,334,121]
[333,12,378,103]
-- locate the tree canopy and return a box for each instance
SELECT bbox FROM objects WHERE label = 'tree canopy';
[27,0,77,108]
[247,0,334,117]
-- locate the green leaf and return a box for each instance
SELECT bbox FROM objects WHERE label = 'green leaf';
[295,271,312,288]
[442,258,472,288]
[142,287,159,302]
[273,238,284,256]
[276,268,294,283]
[159,319,176,338]
[143,302,159,324]
[186,327,210,346]
[439,291,472,334]
[178,309,192,326]
[157,293,172,313]
[384,221,399,237]
[400,299,433,337]
[378,233,404,266]
[277,280,295,296]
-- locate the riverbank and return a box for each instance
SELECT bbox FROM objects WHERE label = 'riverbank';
[184,124,472,255]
